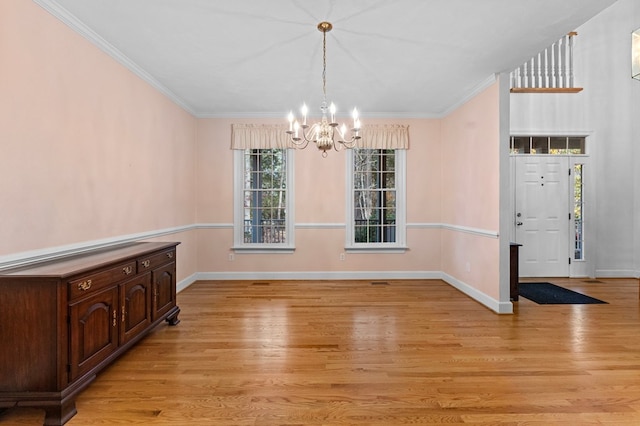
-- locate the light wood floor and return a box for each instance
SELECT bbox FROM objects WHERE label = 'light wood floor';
[3,278,640,425]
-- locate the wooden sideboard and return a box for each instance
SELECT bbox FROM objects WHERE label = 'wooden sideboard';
[0,242,180,425]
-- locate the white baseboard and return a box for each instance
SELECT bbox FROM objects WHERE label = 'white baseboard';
[185,270,512,314]
[441,273,513,314]
[594,269,638,278]
[177,273,199,293]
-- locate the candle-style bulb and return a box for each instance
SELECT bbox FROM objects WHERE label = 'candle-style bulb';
[287,111,294,131]
[329,102,336,123]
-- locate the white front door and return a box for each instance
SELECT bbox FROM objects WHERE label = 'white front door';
[513,156,570,277]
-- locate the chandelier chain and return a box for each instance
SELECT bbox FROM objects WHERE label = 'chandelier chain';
[322,29,327,99]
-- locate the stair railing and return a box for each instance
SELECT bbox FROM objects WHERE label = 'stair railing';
[511,32,582,93]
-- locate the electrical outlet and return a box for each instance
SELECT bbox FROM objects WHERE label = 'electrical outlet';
[339,253,346,261]
[228,253,235,261]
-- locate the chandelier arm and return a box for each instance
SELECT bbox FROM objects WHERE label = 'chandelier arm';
[289,135,310,149]
[303,124,318,145]
[339,136,360,148]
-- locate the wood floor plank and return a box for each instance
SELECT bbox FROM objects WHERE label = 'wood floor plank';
[2,278,640,425]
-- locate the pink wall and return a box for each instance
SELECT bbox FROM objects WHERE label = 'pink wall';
[1,0,505,307]
[0,1,198,281]
[195,118,443,275]
[440,83,501,299]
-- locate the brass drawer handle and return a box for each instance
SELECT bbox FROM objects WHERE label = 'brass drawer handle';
[166,252,173,259]
[77,280,92,291]
[122,266,133,275]
[141,260,150,268]
[113,310,117,327]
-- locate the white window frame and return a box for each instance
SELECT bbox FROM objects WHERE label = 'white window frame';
[233,148,295,252]
[345,149,406,252]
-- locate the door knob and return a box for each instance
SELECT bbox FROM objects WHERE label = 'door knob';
[516,222,523,226]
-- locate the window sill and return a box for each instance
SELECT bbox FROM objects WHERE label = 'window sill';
[232,246,295,254]
[345,246,407,254]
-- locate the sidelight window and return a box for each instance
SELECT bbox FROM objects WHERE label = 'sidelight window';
[573,164,584,260]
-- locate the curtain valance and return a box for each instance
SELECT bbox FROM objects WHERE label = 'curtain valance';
[359,124,409,149]
[231,123,409,150]
[230,124,291,149]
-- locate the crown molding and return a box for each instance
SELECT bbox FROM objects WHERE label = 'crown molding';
[32,0,197,116]
[195,111,443,119]
[439,74,498,117]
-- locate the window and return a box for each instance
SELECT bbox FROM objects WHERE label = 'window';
[573,163,584,260]
[233,148,294,251]
[346,148,406,250]
[510,136,586,154]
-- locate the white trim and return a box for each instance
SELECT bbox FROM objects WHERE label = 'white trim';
[32,0,196,116]
[406,223,441,229]
[510,129,595,137]
[296,223,345,229]
[345,246,407,254]
[0,224,194,271]
[594,269,638,278]
[440,74,498,117]
[409,223,498,238]
[195,270,440,281]
[233,149,295,248]
[0,221,500,271]
[197,111,444,119]
[441,272,513,314]
[190,270,511,314]
[440,224,499,238]
[345,149,407,248]
[194,223,234,229]
[177,273,199,293]
[232,246,295,254]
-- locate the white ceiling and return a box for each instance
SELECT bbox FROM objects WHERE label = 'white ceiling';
[40,0,617,118]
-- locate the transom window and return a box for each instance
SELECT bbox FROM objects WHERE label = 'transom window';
[510,136,586,154]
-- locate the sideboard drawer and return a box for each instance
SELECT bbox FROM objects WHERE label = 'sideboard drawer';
[68,260,137,300]
[137,248,175,272]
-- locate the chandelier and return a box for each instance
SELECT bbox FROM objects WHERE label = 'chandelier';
[286,22,361,157]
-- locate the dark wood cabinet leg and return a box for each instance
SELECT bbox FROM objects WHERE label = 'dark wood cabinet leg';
[166,307,181,326]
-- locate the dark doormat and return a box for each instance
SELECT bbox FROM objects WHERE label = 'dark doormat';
[518,282,608,305]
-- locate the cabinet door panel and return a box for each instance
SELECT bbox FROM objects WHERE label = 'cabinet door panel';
[152,262,176,321]
[120,272,151,345]
[69,287,118,381]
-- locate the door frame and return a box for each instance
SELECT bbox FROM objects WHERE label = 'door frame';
[508,133,595,278]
